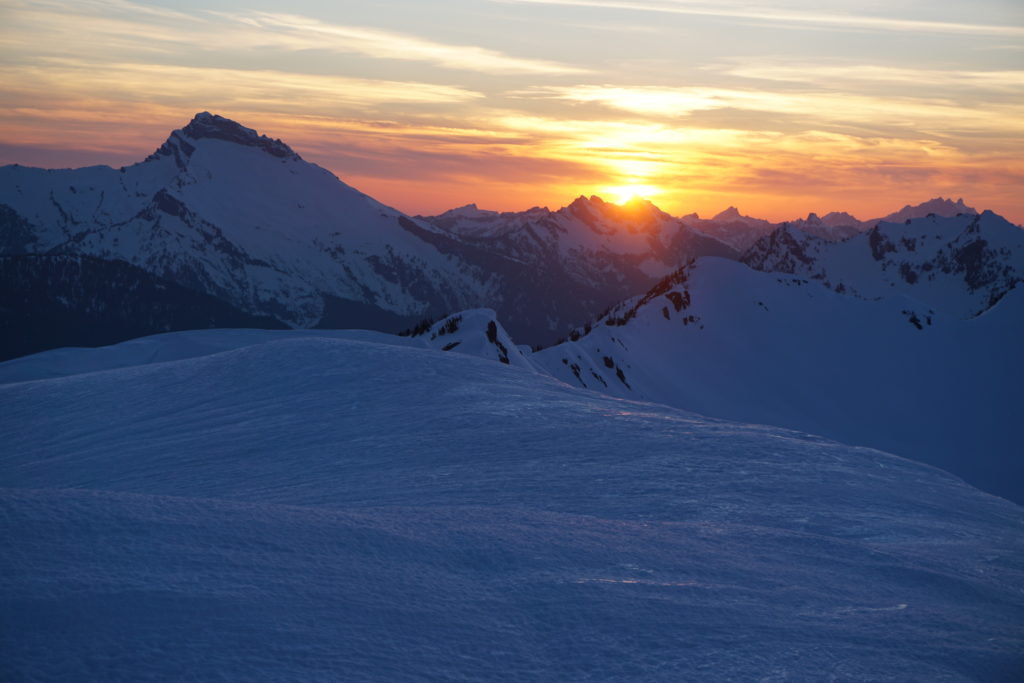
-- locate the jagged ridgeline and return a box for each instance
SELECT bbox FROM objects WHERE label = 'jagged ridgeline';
[531,209,1023,503]
[0,113,741,357]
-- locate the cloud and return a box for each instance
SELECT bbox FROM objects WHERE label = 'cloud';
[214,12,590,75]
[2,0,1022,222]
[0,59,485,111]
[716,63,1024,94]
[516,84,1024,140]
[492,0,1024,37]
[2,2,588,75]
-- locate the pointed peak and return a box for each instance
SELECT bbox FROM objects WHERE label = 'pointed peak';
[622,195,654,208]
[821,211,860,225]
[438,203,495,219]
[713,206,744,221]
[568,195,597,211]
[179,112,300,160]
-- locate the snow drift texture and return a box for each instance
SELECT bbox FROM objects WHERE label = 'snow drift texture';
[2,331,1023,680]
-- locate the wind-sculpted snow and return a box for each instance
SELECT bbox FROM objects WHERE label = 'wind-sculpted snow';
[2,334,1023,680]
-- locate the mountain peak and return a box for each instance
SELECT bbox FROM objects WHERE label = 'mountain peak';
[147,113,300,167]
[881,197,977,223]
[181,112,299,159]
[713,206,744,221]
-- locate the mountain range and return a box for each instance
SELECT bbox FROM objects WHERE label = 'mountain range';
[3,113,1023,679]
[0,112,999,359]
[2,112,1021,503]
[0,113,730,352]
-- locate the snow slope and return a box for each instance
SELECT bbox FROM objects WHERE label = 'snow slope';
[0,113,492,329]
[2,332,1023,680]
[0,312,527,385]
[533,257,1024,504]
[742,211,1023,319]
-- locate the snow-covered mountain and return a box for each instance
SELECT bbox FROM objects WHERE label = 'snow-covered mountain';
[0,113,495,332]
[0,112,998,358]
[786,211,865,241]
[742,211,1022,318]
[678,206,777,250]
[677,198,980,249]
[532,249,1023,504]
[881,196,976,224]
[2,329,1022,679]
[418,196,738,341]
[0,114,742,353]
[422,195,735,274]
[784,197,978,242]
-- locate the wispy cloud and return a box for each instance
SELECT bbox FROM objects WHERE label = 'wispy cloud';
[717,63,1024,93]
[517,84,1024,138]
[7,0,203,22]
[493,0,1024,37]
[215,12,590,75]
[0,59,485,113]
[2,0,1023,222]
[1,2,589,75]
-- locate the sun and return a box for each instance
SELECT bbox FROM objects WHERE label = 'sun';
[603,184,662,205]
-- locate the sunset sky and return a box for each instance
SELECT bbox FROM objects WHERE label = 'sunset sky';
[1,0,1022,222]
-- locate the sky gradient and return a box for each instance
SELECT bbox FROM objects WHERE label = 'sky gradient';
[1,0,1022,222]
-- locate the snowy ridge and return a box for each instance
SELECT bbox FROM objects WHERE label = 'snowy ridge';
[680,206,777,250]
[2,332,1023,679]
[0,113,493,329]
[679,198,982,249]
[0,318,527,385]
[426,195,688,259]
[741,211,1023,318]
[881,197,976,224]
[416,309,533,368]
[0,112,1005,355]
[532,256,1024,504]
[419,195,739,341]
[1,113,743,348]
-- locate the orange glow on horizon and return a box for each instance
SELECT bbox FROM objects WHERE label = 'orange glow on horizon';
[1,0,1022,225]
[601,184,663,205]
[1,97,1023,226]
